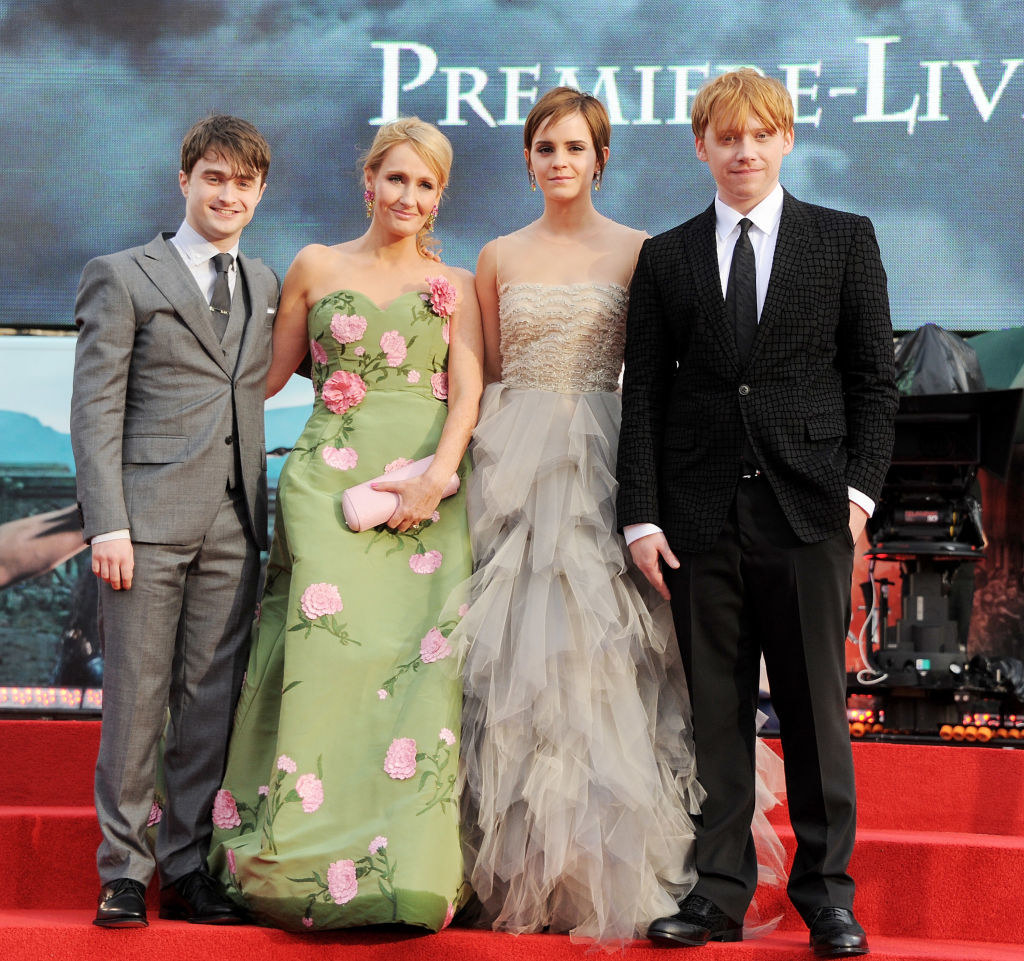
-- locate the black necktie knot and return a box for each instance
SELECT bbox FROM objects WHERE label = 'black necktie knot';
[212,252,234,274]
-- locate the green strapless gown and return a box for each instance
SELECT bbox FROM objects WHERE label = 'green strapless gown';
[209,287,470,932]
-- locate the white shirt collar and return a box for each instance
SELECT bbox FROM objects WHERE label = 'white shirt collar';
[171,219,240,267]
[713,183,785,239]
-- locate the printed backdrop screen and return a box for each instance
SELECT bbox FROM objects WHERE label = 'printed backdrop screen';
[1,0,1022,333]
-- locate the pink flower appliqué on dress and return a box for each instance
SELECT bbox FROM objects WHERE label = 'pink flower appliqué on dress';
[295,773,324,814]
[322,446,358,471]
[226,848,237,875]
[310,339,328,365]
[327,859,359,905]
[330,313,368,345]
[368,835,388,855]
[302,916,314,928]
[383,737,418,779]
[322,370,367,414]
[379,330,407,367]
[420,627,451,663]
[384,457,414,473]
[212,789,241,830]
[300,583,343,620]
[406,369,421,384]
[430,371,449,400]
[377,689,388,700]
[457,603,470,618]
[439,728,456,746]
[426,276,457,317]
[409,550,443,575]
[147,800,162,827]
[277,755,297,774]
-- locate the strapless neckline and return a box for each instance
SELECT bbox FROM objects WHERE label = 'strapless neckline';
[309,288,427,315]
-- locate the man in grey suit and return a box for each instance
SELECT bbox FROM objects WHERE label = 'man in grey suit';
[70,115,279,928]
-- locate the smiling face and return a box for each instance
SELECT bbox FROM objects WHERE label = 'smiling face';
[364,141,442,241]
[526,111,608,201]
[695,113,793,215]
[178,150,266,250]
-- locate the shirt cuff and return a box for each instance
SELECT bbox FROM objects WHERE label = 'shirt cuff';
[91,529,131,544]
[848,487,875,518]
[624,522,663,546]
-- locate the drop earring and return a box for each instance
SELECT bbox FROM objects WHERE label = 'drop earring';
[425,204,438,231]
[593,170,602,192]
[529,171,536,192]
[364,188,375,218]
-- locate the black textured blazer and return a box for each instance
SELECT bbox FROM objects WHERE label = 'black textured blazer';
[617,191,898,553]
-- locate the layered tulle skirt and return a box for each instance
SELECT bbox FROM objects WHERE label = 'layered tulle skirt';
[448,384,785,944]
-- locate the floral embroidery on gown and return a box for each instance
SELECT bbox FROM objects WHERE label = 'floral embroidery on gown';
[209,281,470,932]
[447,240,787,945]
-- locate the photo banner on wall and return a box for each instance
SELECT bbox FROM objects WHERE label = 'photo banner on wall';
[0,1,1021,332]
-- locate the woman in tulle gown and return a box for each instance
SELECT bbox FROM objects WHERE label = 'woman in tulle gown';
[208,118,483,931]
[450,87,785,944]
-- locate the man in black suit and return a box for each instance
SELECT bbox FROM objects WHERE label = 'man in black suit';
[617,70,896,958]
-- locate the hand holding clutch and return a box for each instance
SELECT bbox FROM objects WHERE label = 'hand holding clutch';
[342,455,460,532]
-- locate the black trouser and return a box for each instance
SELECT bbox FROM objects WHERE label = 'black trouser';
[664,476,856,925]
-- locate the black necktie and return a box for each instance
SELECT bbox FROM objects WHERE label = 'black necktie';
[726,218,757,366]
[210,252,233,340]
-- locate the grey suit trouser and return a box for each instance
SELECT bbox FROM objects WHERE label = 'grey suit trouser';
[94,486,259,886]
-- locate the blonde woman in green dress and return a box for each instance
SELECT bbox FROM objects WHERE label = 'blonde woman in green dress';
[209,118,483,932]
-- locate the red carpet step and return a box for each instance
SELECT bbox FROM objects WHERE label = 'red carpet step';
[2,720,1023,961]
[2,912,1024,961]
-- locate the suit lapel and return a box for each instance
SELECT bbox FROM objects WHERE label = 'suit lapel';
[752,191,814,361]
[685,204,740,369]
[137,234,232,376]
[232,253,266,376]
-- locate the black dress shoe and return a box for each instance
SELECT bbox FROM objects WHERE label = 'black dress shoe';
[159,868,245,924]
[94,877,148,928]
[809,906,869,957]
[647,893,742,947]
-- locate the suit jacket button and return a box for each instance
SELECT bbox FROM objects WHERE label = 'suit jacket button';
[225,435,233,444]
[738,384,751,396]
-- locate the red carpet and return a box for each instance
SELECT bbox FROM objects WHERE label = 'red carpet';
[2,719,1023,960]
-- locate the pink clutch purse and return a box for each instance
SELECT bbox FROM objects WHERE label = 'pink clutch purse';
[342,455,460,532]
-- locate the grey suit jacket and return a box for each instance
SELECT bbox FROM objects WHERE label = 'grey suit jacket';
[70,233,279,550]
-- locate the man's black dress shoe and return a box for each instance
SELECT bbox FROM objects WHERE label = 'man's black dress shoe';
[159,868,245,924]
[94,877,147,928]
[808,906,869,957]
[647,893,742,946]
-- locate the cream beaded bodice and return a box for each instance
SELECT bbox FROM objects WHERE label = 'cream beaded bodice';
[498,282,628,393]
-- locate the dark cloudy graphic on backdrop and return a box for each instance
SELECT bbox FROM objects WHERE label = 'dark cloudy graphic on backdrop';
[1,0,1022,331]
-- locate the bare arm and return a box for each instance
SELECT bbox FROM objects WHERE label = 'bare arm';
[266,246,324,398]
[475,241,503,385]
[374,268,484,531]
[0,506,88,590]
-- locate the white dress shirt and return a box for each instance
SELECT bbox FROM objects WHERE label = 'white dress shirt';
[624,184,872,547]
